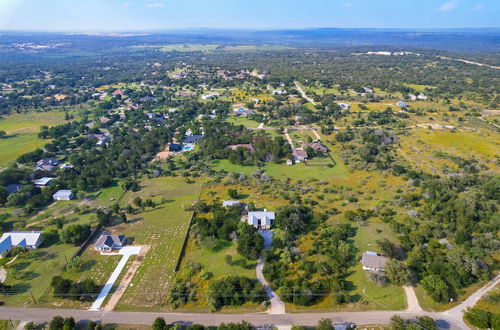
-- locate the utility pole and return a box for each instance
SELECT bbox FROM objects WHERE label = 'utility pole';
[29,289,37,305]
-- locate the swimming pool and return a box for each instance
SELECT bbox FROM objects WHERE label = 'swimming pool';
[183,145,193,151]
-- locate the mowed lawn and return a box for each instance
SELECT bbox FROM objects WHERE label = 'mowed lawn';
[0,111,66,167]
[114,177,204,311]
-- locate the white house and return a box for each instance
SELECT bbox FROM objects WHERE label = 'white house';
[53,190,75,201]
[223,200,241,207]
[361,251,389,271]
[338,103,351,110]
[247,211,275,229]
[0,231,43,257]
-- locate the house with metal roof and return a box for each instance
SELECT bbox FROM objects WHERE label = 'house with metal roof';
[223,200,241,207]
[0,231,43,257]
[183,135,204,144]
[361,251,389,271]
[34,177,54,187]
[397,101,410,108]
[247,211,275,229]
[53,190,75,201]
[94,234,126,252]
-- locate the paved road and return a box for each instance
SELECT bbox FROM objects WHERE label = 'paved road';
[0,272,498,329]
[89,247,142,311]
[443,275,500,323]
[0,307,461,328]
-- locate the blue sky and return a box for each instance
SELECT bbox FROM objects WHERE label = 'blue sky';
[1,0,499,31]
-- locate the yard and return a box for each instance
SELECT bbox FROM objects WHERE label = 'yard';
[1,241,79,307]
[112,177,204,311]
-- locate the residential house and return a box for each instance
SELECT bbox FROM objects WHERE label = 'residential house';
[247,211,275,229]
[53,190,75,201]
[417,93,428,100]
[5,184,23,195]
[397,101,410,108]
[301,142,328,153]
[292,148,308,162]
[338,103,351,110]
[362,87,373,93]
[233,107,256,117]
[169,143,182,152]
[201,92,220,100]
[35,158,59,172]
[361,251,389,271]
[34,177,54,187]
[59,163,74,170]
[183,135,204,144]
[0,231,43,257]
[272,89,287,95]
[94,234,127,252]
[227,144,255,153]
[223,200,241,207]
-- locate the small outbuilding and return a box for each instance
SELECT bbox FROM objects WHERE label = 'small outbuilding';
[223,200,241,207]
[53,190,75,201]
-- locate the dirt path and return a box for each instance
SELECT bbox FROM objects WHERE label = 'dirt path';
[283,128,294,147]
[311,128,321,140]
[103,245,150,311]
[294,81,317,105]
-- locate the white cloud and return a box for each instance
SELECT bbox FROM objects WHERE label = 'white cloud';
[472,4,483,11]
[146,3,165,8]
[123,2,132,8]
[343,2,352,7]
[437,0,459,12]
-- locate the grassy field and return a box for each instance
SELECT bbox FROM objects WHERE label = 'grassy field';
[399,128,500,174]
[227,116,262,129]
[212,157,349,181]
[0,111,66,167]
[2,241,79,307]
[113,177,204,311]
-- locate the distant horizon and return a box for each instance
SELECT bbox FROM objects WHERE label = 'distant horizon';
[1,0,499,32]
[2,26,500,34]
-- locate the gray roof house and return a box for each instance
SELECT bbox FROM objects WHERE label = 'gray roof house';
[94,234,126,252]
[292,148,308,162]
[0,231,43,257]
[247,211,275,229]
[397,101,410,108]
[53,190,75,201]
[361,251,389,271]
[35,158,59,172]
